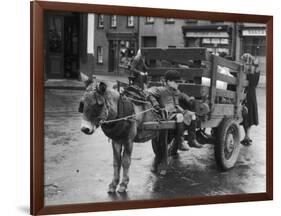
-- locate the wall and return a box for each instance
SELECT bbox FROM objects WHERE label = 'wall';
[140,17,185,47]
[93,14,110,74]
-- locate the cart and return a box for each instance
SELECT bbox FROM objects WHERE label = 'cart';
[136,47,248,173]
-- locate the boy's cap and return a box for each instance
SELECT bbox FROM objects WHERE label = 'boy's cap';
[165,70,181,81]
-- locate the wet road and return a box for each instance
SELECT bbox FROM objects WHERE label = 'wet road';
[44,88,266,206]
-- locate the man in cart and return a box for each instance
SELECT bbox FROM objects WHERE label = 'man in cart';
[129,49,148,89]
[147,69,206,156]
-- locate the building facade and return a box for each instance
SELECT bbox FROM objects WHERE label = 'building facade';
[43,12,267,80]
[139,17,185,48]
[93,14,139,75]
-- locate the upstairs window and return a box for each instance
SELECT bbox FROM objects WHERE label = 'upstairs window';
[110,15,117,28]
[165,18,175,24]
[98,15,104,28]
[185,19,198,24]
[145,17,154,24]
[127,16,134,27]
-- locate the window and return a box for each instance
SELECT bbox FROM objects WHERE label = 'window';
[127,16,134,27]
[210,21,223,24]
[98,15,104,28]
[145,17,154,24]
[185,19,198,24]
[165,18,175,24]
[110,15,117,28]
[97,46,103,64]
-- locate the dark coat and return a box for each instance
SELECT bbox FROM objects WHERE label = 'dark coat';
[244,72,260,127]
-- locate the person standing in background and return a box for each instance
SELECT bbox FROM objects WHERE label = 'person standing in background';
[240,53,260,146]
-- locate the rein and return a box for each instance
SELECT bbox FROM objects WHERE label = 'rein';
[100,107,155,125]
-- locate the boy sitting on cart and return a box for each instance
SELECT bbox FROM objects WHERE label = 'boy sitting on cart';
[147,69,204,156]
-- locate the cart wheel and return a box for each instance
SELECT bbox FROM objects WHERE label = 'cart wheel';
[215,118,241,171]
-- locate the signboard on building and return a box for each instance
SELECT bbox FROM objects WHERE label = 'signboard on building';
[185,31,229,38]
[242,29,266,36]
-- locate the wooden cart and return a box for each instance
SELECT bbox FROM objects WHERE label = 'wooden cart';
[138,47,248,172]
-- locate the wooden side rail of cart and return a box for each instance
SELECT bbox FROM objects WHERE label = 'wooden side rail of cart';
[142,47,248,127]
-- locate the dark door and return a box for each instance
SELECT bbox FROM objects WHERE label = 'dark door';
[45,13,80,79]
[142,36,157,67]
[108,41,115,72]
[64,15,79,79]
[45,15,64,78]
[142,36,157,47]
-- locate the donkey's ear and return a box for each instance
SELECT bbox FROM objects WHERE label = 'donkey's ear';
[97,81,107,94]
[80,72,93,88]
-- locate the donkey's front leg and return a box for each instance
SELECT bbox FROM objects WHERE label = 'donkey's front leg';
[118,141,133,193]
[108,141,122,193]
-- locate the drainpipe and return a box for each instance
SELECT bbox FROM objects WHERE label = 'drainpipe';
[137,16,141,50]
[231,22,237,61]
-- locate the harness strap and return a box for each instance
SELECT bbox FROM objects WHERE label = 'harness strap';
[126,96,151,104]
[100,107,155,124]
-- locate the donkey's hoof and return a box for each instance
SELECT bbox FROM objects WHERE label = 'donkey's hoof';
[107,185,117,193]
[107,188,116,193]
[117,184,127,193]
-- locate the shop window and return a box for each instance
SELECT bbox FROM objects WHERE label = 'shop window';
[97,46,103,64]
[110,15,117,28]
[127,16,134,27]
[165,18,175,24]
[145,17,154,24]
[97,15,104,28]
[220,38,229,44]
[243,37,266,56]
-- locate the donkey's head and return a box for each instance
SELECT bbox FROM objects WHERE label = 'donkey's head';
[79,80,109,135]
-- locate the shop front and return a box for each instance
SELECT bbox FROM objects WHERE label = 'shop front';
[106,33,138,75]
[240,26,266,74]
[182,25,233,58]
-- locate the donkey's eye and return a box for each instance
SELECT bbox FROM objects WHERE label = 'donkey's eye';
[78,101,84,113]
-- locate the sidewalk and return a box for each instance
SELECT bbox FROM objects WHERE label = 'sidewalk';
[44,74,266,90]
[44,75,129,90]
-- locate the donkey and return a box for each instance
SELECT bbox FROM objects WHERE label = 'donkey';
[79,80,159,193]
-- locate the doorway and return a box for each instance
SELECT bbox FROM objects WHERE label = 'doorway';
[108,40,115,73]
[45,12,80,79]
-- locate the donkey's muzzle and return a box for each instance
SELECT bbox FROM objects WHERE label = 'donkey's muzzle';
[81,127,94,135]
